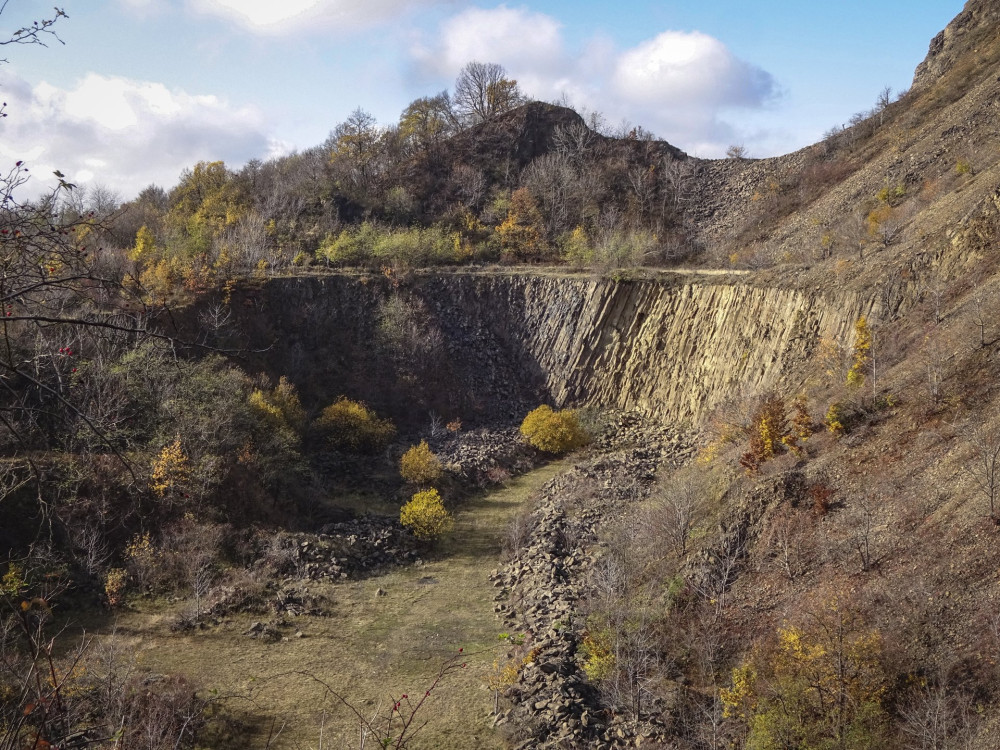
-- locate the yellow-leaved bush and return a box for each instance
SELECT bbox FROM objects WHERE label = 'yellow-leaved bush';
[150,436,190,498]
[720,603,889,750]
[400,488,454,540]
[313,396,396,454]
[400,440,443,485]
[519,405,589,454]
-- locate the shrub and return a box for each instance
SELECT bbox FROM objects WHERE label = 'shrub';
[847,316,872,388]
[400,440,443,485]
[314,397,396,454]
[791,394,814,441]
[249,376,305,433]
[739,393,797,474]
[400,488,454,540]
[317,222,380,266]
[875,182,906,206]
[104,568,128,607]
[519,405,589,454]
[581,628,615,682]
[825,402,845,435]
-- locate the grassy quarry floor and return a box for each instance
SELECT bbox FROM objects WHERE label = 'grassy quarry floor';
[93,461,565,749]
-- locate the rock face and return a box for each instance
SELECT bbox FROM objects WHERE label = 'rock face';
[235,272,874,427]
[912,0,1000,91]
[419,273,874,424]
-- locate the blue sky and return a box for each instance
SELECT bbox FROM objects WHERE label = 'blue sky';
[0,0,961,200]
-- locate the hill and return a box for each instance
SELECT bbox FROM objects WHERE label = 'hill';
[6,1,1000,749]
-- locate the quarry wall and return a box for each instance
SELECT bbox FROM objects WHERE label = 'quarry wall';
[236,272,876,426]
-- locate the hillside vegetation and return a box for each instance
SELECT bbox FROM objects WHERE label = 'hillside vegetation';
[5,1,1000,749]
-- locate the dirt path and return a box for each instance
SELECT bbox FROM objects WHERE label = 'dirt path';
[100,462,566,749]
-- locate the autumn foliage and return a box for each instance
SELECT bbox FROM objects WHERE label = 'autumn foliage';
[150,437,191,499]
[313,397,396,454]
[400,440,443,485]
[739,393,798,474]
[721,601,889,749]
[400,488,454,540]
[519,405,589,454]
[847,316,873,388]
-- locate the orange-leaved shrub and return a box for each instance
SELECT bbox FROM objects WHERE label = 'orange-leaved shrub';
[739,393,798,474]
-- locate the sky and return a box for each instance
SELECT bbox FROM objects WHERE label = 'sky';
[0,0,963,201]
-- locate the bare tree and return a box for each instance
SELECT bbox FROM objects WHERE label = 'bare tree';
[971,292,990,349]
[521,152,584,239]
[598,608,660,723]
[449,163,486,210]
[962,422,1000,521]
[899,681,976,750]
[876,85,893,126]
[220,210,270,273]
[690,532,747,614]
[849,495,881,572]
[762,508,813,581]
[551,119,594,161]
[452,62,525,125]
[648,471,705,557]
[0,4,66,64]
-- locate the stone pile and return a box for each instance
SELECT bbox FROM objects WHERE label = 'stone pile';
[492,421,695,748]
[429,425,540,488]
[253,517,421,584]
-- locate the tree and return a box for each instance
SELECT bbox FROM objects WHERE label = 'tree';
[521,153,587,240]
[721,601,890,750]
[452,62,525,125]
[327,108,388,208]
[0,5,66,64]
[399,93,456,151]
[496,187,546,261]
[165,160,247,258]
[962,422,1000,521]
[649,470,706,556]
[150,436,191,502]
[739,392,796,474]
[875,85,892,126]
[847,315,873,388]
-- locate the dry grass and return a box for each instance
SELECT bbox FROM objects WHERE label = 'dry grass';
[88,461,566,749]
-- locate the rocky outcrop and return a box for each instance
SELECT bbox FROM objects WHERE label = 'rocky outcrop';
[912,0,1000,91]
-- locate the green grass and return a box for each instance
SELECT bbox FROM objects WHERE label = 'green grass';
[94,461,565,749]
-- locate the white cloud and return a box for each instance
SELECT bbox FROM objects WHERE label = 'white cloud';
[412,7,778,156]
[0,70,279,198]
[614,31,773,109]
[412,6,564,76]
[188,0,442,34]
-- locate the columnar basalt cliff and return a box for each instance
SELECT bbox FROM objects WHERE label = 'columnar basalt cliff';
[232,272,876,426]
